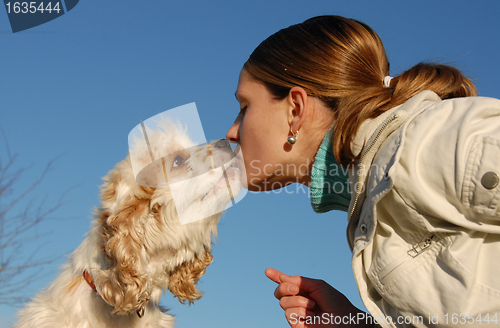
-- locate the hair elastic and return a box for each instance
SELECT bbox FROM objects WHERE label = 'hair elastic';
[383,76,393,88]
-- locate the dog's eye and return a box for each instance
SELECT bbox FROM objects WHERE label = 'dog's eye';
[172,155,185,168]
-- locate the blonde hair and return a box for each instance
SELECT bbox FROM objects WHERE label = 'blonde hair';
[244,15,477,165]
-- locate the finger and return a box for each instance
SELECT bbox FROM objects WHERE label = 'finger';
[265,268,289,284]
[279,295,316,311]
[279,274,327,295]
[285,307,314,328]
[280,275,356,315]
[274,281,300,300]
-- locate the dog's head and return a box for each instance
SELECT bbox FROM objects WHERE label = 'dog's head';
[93,119,243,315]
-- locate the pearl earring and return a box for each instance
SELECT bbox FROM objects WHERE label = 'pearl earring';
[287,128,299,144]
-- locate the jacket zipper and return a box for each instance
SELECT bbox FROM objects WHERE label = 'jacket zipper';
[349,114,399,219]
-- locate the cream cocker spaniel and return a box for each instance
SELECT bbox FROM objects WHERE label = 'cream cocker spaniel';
[15,119,243,328]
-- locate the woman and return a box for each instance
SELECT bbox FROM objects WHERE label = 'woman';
[226,15,500,328]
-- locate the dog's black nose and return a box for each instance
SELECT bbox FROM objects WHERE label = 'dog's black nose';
[215,139,230,149]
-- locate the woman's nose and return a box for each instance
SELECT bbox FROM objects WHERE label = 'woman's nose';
[226,117,240,143]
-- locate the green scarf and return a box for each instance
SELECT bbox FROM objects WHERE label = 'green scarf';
[310,128,351,213]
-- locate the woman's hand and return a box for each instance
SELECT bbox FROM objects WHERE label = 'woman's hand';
[265,268,373,328]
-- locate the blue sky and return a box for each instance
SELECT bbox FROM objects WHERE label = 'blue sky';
[1,1,500,327]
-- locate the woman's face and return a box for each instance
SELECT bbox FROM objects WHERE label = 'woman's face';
[226,69,293,191]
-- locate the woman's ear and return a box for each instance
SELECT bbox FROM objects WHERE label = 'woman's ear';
[286,86,309,133]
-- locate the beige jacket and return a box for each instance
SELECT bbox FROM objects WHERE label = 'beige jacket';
[348,91,500,327]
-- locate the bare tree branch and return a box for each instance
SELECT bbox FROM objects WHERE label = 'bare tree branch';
[0,130,67,306]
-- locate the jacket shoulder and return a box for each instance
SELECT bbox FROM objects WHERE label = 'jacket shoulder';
[387,95,500,231]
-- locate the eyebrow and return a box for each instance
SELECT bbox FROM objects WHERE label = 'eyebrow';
[234,92,239,101]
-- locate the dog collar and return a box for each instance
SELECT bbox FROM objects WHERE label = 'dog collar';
[83,270,97,292]
[83,270,145,318]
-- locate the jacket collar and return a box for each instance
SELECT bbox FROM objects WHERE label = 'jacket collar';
[346,91,442,250]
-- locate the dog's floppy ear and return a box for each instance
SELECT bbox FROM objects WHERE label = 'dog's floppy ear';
[168,252,213,305]
[95,160,154,314]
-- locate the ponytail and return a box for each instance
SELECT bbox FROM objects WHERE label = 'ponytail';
[391,62,477,103]
[334,62,477,165]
